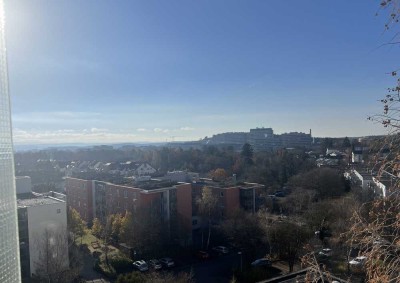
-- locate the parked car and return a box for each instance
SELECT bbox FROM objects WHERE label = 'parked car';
[251,258,271,267]
[196,250,210,260]
[274,190,285,197]
[349,256,367,271]
[148,259,162,270]
[160,257,175,268]
[373,237,390,246]
[133,260,148,272]
[318,248,332,258]
[212,246,229,254]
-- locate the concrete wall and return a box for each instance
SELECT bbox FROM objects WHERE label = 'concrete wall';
[27,201,69,276]
[15,176,32,195]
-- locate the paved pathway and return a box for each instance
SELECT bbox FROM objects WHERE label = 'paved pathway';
[80,252,106,281]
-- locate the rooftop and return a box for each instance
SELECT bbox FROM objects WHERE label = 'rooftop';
[194,178,264,189]
[17,196,64,208]
[69,174,180,191]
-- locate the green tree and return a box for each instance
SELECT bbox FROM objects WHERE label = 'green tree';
[119,211,134,245]
[91,218,103,238]
[67,207,86,244]
[197,186,219,250]
[210,168,228,182]
[103,214,116,265]
[111,213,123,244]
[241,143,254,165]
[342,136,351,148]
[321,138,333,154]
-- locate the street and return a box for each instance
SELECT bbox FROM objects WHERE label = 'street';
[174,253,241,283]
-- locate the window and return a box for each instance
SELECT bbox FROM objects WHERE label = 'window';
[192,219,198,225]
[124,190,128,198]
[117,189,120,197]
[220,192,224,197]
[56,209,61,214]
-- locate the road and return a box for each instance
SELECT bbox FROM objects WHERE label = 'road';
[174,253,241,283]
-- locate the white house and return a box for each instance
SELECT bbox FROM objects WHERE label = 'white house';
[133,162,157,176]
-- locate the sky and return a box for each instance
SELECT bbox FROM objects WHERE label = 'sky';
[3,0,397,145]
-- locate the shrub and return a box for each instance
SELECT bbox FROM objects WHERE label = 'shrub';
[109,256,133,273]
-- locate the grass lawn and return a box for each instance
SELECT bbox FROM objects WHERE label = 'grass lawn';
[79,230,101,245]
[77,230,125,259]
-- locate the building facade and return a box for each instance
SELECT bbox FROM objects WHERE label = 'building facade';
[15,176,32,195]
[280,131,313,148]
[0,1,21,281]
[203,127,313,151]
[18,193,69,279]
[66,176,265,247]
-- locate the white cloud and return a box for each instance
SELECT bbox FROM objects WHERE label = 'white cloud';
[180,127,195,131]
[154,128,170,133]
[13,111,101,124]
[137,128,148,132]
[12,128,138,144]
[90,128,108,133]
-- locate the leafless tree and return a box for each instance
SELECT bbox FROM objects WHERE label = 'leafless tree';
[33,227,78,283]
[345,1,400,282]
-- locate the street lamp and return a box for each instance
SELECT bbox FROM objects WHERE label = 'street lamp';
[238,251,243,272]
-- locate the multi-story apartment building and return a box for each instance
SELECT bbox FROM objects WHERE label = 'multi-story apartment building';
[65,178,93,223]
[280,131,313,148]
[249,127,281,151]
[66,177,192,226]
[191,178,265,217]
[202,127,313,151]
[0,2,21,281]
[66,175,265,247]
[17,192,69,280]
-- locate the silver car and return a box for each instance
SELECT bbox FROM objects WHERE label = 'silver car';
[349,256,366,271]
[133,260,149,272]
[160,257,175,268]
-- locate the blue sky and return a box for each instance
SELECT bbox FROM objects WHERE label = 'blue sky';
[4,0,396,144]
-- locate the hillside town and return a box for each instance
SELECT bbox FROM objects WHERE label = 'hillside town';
[11,129,399,283]
[2,1,400,283]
